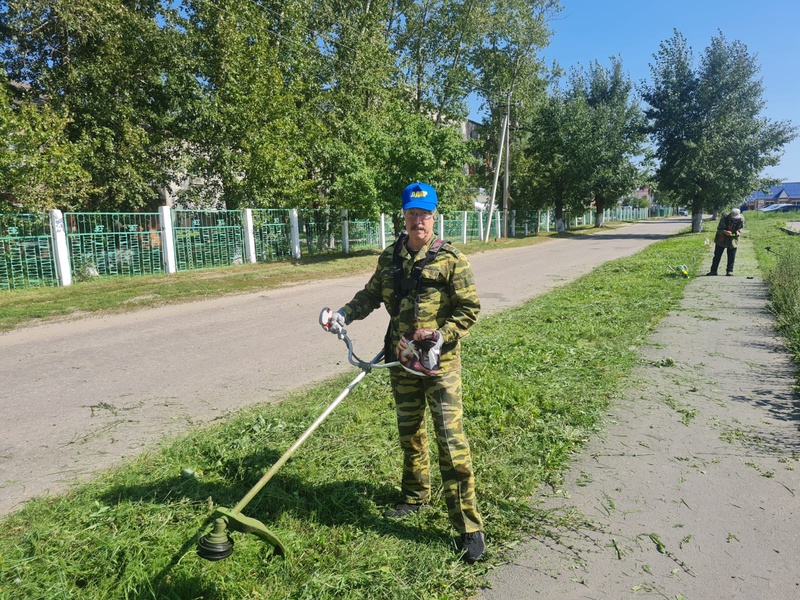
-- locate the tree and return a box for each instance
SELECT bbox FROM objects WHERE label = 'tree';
[570,58,647,227]
[1,0,533,214]
[1,0,198,211]
[393,0,480,122]
[518,87,594,232]
[642,30,797,232]
[181,0,323,209]
[470,0,557,211]
[0,78,92,211]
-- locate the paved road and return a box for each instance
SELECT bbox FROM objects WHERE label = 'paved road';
[0,218,688,515]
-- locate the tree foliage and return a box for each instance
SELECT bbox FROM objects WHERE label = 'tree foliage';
[642,30,797,231]
[0,77,92,211]
[12,5,792,232]
[1,0,561,215]
[570,58,647,226]
[518,88,593,229]
[517,57,646,230]
[2,0,198,210]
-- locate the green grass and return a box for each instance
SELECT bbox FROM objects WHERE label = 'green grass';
[0,229,709,600]
[745,212,800,383]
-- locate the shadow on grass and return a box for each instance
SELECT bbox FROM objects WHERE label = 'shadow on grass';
[100,444,451,597]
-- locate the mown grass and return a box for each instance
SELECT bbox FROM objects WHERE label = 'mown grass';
[0,226,607,333]
[0,229,707,600]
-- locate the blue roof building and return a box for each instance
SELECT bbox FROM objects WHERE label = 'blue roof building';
[746,182,800,209]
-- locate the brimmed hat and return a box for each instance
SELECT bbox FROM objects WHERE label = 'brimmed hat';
[731,208,743,220]
[402,182,438,212]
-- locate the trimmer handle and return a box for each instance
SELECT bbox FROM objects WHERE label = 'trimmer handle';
[319,306,333,329]
[319,308,399,370]
[319,307,346,339]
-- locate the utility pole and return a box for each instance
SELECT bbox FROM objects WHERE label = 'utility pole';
[502,91,512,238]
[484,110,508,243]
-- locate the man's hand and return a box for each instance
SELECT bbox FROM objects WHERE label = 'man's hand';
[398,328,444,376]
[319,307,346,334]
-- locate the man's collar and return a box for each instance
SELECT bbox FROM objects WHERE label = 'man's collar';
[404,236,433,258]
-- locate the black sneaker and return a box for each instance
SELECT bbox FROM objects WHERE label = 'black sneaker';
[382,502,424,518]
[726,272,733,276]
[706,271,717,276]
[459,531,486,564]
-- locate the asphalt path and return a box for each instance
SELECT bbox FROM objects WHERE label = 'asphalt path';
[0,218,688,515]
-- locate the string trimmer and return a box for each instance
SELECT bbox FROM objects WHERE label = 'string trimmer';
[196,309,398,561]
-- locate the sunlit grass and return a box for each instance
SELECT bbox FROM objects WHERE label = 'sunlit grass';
[746,213,800,383]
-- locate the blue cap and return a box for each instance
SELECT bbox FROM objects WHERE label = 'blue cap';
[402,182,438,211]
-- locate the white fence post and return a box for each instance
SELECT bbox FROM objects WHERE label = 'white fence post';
[289,209,301,259]
[478,210,485,241]
[158,205,177,274]
[341,209,349,254]
[48,209,72,287]
[462,211,468,244]
[438,214,444,241]
[243,208,257,264]
[379,214,387,249]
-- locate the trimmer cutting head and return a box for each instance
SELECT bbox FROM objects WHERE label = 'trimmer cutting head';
[196,517,234,561]
[196,508,286,561]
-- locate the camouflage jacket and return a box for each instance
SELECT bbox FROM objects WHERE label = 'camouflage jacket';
[339,236,480,373]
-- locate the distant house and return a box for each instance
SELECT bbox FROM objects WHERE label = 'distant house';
[745,182,800,210]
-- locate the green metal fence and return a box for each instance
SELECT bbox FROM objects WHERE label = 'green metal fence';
[440,216,462,241]
[347,219,392,252]
[0,213,57,290]
[298,209,342,255]
[440,212,488,242]
[515,210,553,234]
[251,209,293,262]
[172,210,246,271]
[1,205,667,290]
[64,212,163,279]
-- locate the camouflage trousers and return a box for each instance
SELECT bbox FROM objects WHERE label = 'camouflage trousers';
[390,368,483,533]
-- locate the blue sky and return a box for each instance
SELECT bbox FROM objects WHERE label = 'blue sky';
[477,0,799,182]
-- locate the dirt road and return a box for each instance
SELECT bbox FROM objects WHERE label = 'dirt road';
[1,219,687,515]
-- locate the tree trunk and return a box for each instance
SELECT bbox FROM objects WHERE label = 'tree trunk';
[594,196,605,227]
[691,211,703,232]
[555,200,566,233]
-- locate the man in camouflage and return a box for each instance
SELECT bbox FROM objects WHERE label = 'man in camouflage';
[322,182,485,563]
